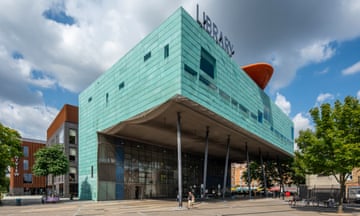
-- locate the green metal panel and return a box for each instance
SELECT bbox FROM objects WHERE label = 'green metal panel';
[79,8,183,200]
[180,9,293,154]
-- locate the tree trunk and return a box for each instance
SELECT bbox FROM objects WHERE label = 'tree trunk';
[337,174,345,214]
[45,175,48,199]
[52,175,55,196]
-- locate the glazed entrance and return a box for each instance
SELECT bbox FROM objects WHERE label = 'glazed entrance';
[97,135,226,200]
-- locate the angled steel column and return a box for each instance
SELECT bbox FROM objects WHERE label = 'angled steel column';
[246,142,251,199]
[176,112,183,208]
[259,148,268,198]
[222,135,230,200]
[202,126,209,199]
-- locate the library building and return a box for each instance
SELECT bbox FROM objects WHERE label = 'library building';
[78,6,294,203]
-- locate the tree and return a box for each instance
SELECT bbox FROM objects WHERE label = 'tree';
[33,144,69,198]
[0,123,22,192]
[242,158,304,197]
[296,96,360,213]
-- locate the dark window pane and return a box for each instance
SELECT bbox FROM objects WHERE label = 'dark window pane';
[200,48,216,78]
[69,129,77,144]
[164,44,169,58]
[144,52,151,61]
[23,173,32,183]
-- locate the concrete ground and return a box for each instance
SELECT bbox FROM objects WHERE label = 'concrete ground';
[1,197,359,216]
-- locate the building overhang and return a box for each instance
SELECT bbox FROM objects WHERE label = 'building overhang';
[101,95,292,161]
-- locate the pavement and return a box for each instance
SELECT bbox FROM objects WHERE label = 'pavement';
[1,197,359,216]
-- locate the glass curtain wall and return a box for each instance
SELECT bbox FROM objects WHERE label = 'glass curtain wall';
[98,134,225,200]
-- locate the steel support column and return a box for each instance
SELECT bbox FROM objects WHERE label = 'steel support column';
[176,112,183,208]
[246,142,251,199]
[222,135,230,200]
[202,127,209,199]
[277,156,284,200]
[259,148,268,198]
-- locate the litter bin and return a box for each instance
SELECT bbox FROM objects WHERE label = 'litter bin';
[16,198,22,206]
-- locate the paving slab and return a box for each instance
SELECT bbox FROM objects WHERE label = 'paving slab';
[1,198,359,216]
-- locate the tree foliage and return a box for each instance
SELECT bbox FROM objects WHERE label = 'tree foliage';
[242,158,305,191]
[33,144,69,177]
[0,123,22,191]
[33,144,69,196]
[295,96,360,213]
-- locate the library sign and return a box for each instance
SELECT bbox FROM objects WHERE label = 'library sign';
[196,4,235,57]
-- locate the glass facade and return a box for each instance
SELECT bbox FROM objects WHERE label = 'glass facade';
[98,135,226,200]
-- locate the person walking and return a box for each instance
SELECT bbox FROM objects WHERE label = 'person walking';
[187,191,195,209]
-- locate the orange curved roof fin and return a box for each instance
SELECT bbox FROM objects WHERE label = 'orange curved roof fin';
[241,63,274,90]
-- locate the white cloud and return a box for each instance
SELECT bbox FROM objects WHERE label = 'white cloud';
[316,93,334,105]
[300,40,335,63]
[0,100,58,140]
[275,92,291,116]
[342,60,360,75]
[292,113,312,138]
[318,67,329,75]
[357,90,360,100]
[1,0,360,141]
[292,112,312,150]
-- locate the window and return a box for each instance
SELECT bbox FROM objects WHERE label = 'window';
[106,93,109,104]
[69,129,77,144]
[144,52,151,62]
[164,44,169,58]
[59,127,64,144]
[23,160,29,170]
[119,82,125,90]
[231,99,238,107]
[239,104,249,115]
[199,75,217,91]
[69,167,76,182]
[219,89,230,102]
[250,112,257,121]
[23,173,32,184]
[258,111,263,123]
[69,148,76,162]
[200,48,216,79]
[184,64,197,76]
[264,106,270,121]
[23,146,29,158]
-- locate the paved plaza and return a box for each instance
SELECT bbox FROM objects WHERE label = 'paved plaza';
[1,197,359,216]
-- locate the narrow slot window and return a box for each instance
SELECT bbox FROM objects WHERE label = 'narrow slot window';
[144,52,151,62]
[119,82,125,90]
[164,44,169,58]
[184,64,197,76]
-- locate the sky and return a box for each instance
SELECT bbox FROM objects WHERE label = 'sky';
[0,0,359,144]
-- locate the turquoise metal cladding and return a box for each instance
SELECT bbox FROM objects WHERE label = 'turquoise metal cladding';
[79,7,294,201]
[79,9,183,201]
[180,9,294,155]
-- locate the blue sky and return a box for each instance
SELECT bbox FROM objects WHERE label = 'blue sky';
[0,0,359,141]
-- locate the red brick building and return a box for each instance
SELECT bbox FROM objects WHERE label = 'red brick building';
[9,138,46,195]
